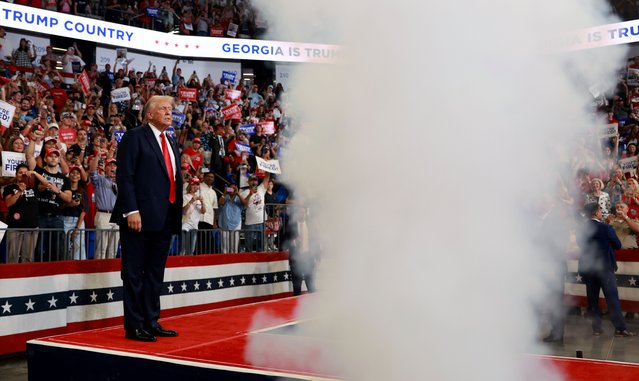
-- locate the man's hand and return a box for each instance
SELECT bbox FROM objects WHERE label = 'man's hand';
[127,212,142,232]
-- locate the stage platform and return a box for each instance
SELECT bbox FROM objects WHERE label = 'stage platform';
[26,296,639,381]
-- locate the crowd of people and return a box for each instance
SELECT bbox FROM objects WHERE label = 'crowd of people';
[16,0,267,39]
[0,29,295,264]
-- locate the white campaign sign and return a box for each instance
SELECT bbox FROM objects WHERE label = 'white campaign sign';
[0,100,16,129]
[111,87,131,103]
[600,123,618,138]
[255,156,281,174]
[1,151,26,177]
[620,156,638,174]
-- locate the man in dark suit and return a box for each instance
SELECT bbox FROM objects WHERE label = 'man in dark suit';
[112,95,183,342]
[579,202,634,337]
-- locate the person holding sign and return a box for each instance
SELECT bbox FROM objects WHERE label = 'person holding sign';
[3,164,47,263]
[62,44,85,87]
[240,172,270,252]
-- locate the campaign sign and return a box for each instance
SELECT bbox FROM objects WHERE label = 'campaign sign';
[236,142,252,155]
[146,7,159,17]
[239,123,256,135]
[79,70,90,95]
[179,88,197,102]
[1,151,26,177]
[58,128,76,143]
[172,112,186,128]
[600,123,618,138]
[114,130,125,143]
[620,156,638,174]
[0,100,16,129]
[111,87,131,103]
[225,89,241,100]
[221,104,241,120]
[165,126,176,140]
[255,156,281,174]
[210,27,224,37]
[259,120,275,135]
[221,70,236,84]
[35,80,49,96]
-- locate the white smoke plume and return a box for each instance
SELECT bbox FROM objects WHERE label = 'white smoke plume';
[246,1,627,380]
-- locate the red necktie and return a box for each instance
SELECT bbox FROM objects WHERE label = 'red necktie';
[160,132,176,204]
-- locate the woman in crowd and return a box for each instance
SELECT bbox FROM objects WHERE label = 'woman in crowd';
[585,178,612,219]
[182,177,206,255]
[218,184,242,253]
[605,166,627,208]
[62,166,87,260]
[623,178,639,219]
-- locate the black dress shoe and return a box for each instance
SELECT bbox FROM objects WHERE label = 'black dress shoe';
[125,328,156,342]
[147,324,178,337]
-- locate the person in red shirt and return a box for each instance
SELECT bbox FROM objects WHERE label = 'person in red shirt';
[181,137,203,173]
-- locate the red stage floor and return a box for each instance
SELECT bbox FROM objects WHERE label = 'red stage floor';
[27,295,639,381]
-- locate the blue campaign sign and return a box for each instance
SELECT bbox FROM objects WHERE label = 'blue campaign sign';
[221,71,237,84]
[113,130,125,143]
[236,142,253,155]
[165,126,176,140]
[238,123,255,135]
[172,112,186,129]
[146,7,159,17]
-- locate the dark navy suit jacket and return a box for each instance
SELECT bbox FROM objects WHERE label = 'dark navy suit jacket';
[578,219,622,274]
[111,124,183,234]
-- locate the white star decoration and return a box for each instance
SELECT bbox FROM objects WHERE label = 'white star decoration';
[575,274,583,283]
[194,281,200,290]
[630,277,637,286]
[218,279,224,288]
[106,290,114,301]
[206,280,212,289]
[262,275,267,283]
[181,283,187,292]
[252,276,257,284]
[230,278,235,286]
[69,293,78,304]
[47,296,58,308]
[90,292,98,302]
[284,273,289,280]
[240,277,246,285]
[25,299,35,311]
[1,301,11,313]
[274,274,278,282]
[167,284,174,293]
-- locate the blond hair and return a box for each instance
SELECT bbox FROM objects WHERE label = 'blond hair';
[143,95,174,122]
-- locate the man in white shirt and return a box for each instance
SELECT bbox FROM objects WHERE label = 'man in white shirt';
[240,173,269,252]
[197,171,219,253]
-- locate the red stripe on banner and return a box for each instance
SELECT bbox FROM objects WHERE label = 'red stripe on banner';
[167,252,289,268]
[615,249,639,262]
[0,293,292,356]
[0,252,289,279]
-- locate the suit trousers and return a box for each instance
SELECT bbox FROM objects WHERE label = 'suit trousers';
[120,226,172,331]
[583,270,626,331]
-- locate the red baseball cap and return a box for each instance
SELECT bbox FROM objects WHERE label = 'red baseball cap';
[45,148,60,157]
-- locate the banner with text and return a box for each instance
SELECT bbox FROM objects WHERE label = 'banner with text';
[79,70,90,95]
[0,101,16,129]
[236,142,252,155]
[59,128,76,144]
[259,121,275,135]
[255,156,281,174]
[1,151,26,177]
[110,87,131,103]
[221,104,241,121]
[239,124,255,135]
[179,88,197,102]
[225,89,241,100]
[600,123,618,138]
[620,156,638,174]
